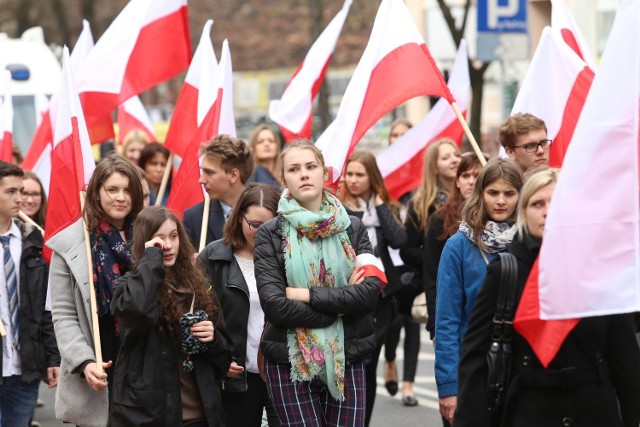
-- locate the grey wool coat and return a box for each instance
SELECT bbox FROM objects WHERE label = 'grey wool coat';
[47,219,109,427]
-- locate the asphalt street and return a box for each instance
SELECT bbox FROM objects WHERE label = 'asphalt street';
[35,330,443,426]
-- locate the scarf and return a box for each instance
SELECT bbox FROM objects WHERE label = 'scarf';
[349,195,379,252]
[90,218,134,317]
[458,220,516,254]
[279,191,356,401]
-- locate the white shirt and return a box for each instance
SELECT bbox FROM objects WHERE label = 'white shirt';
[221,202,232,222]
[234,254,264,374]
[1,220,22,377]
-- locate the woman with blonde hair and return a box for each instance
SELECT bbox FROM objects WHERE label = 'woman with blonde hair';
[384,139,460,405]
[121,129,150,166]
[435,158,523,426]
[340,150,407,425]
[248,124,282,190]
[456,168,640,427]
[255,141,380,426]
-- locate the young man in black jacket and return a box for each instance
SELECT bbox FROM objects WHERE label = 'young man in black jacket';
[0,161,60,426]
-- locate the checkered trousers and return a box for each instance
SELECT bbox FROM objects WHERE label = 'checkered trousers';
[264,359,366,427]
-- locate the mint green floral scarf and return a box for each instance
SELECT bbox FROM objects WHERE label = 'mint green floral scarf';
[279,190,357,400]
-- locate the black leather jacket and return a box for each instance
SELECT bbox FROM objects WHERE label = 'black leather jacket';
[0,220,59,385]
[254,215,380,363]
[199,239,256,393]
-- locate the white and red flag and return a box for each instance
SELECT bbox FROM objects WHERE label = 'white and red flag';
[117,95,157,145]
[0,71,14,163]
[23,19,95,194]
[44,46,96,260]
[377,40,470,200]
[356,253,387,290]
[510,27,594,167]
[514,0,640,367]
[76,0,191,143]
[163,20,215,158]
[315,0,453,181]
[167,39,236,219]
[269,0,352,142]
[551,0,596,68]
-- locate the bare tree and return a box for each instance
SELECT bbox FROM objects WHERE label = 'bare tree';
[308,0,332,134]
[437,0,490,139]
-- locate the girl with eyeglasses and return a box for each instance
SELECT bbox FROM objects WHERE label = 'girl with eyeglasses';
[48,154,144,426]
[199,183,282,427]
[21,171,47,228]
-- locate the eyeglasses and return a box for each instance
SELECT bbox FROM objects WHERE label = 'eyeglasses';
[242,213,264,231]
[20,191,41,199]
[513,139,551,153]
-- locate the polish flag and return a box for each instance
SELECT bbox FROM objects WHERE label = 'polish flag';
[514,0,640,367]
[315,0,453,181]
[116,95,157,145]
[167,39,236,219]
[76,0,191,143]
[0,71,14,162]
[377,40,470,200]
[510,27,594,167]
[23,19,95,194]
[551,0,596,68]
[356,253,387,290]
[164,20,215,158]
[44,46,96,261]
[269,0,352,142]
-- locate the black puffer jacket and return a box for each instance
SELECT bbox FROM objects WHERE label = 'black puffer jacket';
[255,215,380,363]
[0,220,59,385]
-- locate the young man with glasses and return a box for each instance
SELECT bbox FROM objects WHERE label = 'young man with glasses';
[183,135,254,249]
[0,161,59,426]
[499,113,550,172]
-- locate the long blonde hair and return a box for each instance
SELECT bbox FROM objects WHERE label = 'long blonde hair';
[411,139,460,232]
[516,168,560,238]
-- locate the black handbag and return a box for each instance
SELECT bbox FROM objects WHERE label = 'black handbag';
[486,252,518,424]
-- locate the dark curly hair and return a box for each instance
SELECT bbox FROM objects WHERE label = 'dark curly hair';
[131,206,219,343]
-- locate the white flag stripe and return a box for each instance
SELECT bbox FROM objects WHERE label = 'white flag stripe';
[510,27,587,140]
[53,47,95,185]
[269,0,351,132]
[75,0,186,94]
[218,39,236,137]
[316,0,430,178]
[377,40,469,176]
[539,0,640,319]
[550,0,596,69]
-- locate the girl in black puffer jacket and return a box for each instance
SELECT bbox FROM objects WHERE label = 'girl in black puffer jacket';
[255,141,380,427]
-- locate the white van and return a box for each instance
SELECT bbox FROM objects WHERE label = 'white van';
[0,27,61,154]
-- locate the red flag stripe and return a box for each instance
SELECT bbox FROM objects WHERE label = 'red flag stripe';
[549,66,595,167]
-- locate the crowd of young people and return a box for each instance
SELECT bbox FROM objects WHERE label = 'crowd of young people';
[2,114,639,427]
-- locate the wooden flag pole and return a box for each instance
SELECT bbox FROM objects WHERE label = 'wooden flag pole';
[450,101,487,167]
[0,318,6,337]
[80,191,104,372]
[155,153,174,206]
[199,192,211,252]
[18,211,44,234]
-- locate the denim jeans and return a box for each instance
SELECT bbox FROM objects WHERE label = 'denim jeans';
[0,375,40,427]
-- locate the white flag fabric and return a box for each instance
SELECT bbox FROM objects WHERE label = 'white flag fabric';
[315,0,453,181]
[538,0,640,319]
[377,40,470,199]
[269,0,352,141]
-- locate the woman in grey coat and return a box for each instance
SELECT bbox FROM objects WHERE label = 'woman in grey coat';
[47,155,144,427]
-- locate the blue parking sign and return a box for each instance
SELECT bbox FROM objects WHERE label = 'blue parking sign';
[477,0,528,33]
